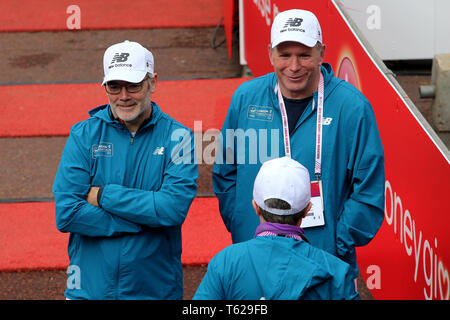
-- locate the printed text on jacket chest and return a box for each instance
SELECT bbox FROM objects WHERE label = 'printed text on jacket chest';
[91,142,113,159]
[247,105,274,122]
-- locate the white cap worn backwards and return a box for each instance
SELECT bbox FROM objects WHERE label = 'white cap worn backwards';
[253,156,311,216]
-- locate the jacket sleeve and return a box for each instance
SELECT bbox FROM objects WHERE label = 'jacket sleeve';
[98,129,198,227]
[53,126,142,237]
[336,101,385,258]
[212,95,239,232]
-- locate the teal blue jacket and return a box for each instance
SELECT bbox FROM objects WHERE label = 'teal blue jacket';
[53,102,198,299]
[193,236,359,300]
[212,64,385,277]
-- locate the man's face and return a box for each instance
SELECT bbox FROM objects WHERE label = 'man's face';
[106,76,157,124]
[269,41,325,99]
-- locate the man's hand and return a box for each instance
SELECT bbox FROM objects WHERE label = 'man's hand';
[87,186,100,207]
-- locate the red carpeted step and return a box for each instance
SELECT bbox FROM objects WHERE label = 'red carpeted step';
[0,77,250,137]
[0,198,231,271]
[181,197,231,265]
[0,0,223,32]
[0,202,68,271]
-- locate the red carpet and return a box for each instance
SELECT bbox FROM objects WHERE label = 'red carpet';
[0,0,223,32]
[0,198,231,272]
[181,197,231,266]
[0,77,250,137]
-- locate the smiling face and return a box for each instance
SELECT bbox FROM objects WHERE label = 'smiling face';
[269,41,325,99]
[106,75,157,131]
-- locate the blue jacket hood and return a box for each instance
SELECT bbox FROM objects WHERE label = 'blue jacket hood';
[246,238,334,299]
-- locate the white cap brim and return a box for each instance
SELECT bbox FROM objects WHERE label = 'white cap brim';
[102,69,147,85]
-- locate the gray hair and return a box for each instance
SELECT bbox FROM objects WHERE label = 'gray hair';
[315,41,323,52]
[146,72,155,89]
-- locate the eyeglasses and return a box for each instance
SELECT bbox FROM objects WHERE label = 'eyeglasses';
[105,78,147,94]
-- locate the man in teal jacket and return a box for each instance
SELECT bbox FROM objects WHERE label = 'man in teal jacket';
[213,9,385,281]
[53,41,198,299]
[195,157,359,300]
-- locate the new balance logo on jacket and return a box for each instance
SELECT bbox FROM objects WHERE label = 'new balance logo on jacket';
[153,147,164,155]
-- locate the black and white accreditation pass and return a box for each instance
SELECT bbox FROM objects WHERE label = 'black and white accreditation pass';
[181,303,269,318]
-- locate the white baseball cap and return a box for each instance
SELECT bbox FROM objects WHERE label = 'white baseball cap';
[102,40,154,85]
[271,9,322,48]
[253,156,311,216]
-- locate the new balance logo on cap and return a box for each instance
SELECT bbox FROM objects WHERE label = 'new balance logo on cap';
[102,40,154,85]
[270,9,322,48]
[284,17,303,28]
[111,53,130,64]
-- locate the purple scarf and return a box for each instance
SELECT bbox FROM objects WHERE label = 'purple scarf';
[254,222,308,242]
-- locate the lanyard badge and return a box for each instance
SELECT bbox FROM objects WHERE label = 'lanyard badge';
[276,72,325,228]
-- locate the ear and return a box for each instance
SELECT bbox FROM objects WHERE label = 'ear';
[253,200,266,224]
[296,202,313,227]
[149,73,158,93]
[319,44,326,64]
[268,44,274,66]
[252,200,261,217]
[302,202,313,220]
[304,202,313,214]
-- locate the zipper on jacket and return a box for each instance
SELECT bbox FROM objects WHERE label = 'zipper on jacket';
[130,132,137,145]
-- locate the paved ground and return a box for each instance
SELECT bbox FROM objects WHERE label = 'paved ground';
[0,28,242,84]
[0,267,208,300]
[0,25,434,300]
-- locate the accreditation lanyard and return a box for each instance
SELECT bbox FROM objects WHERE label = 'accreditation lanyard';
[275,72,325,181]
[275,72,326,228]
